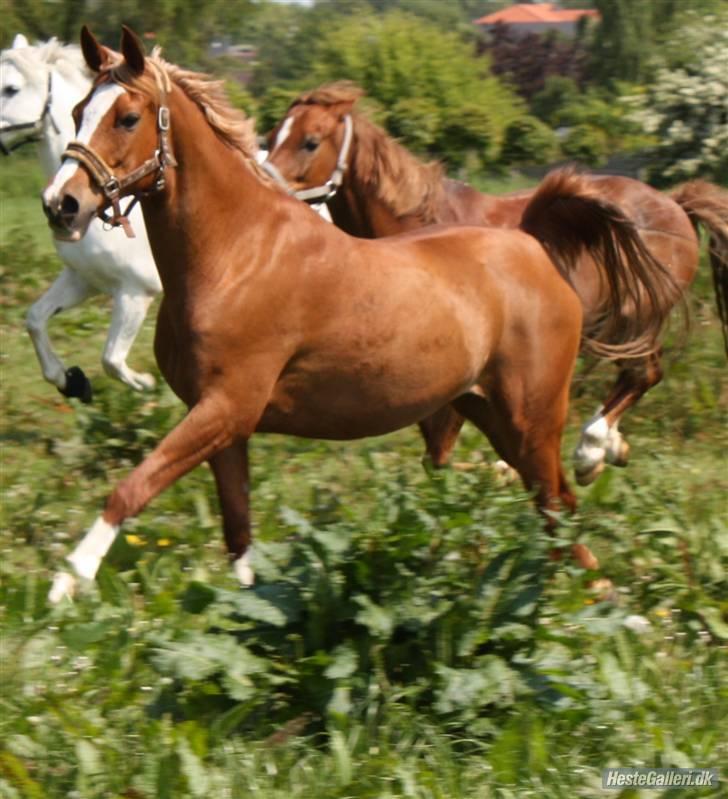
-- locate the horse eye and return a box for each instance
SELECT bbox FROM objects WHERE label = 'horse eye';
[2,85,19,98]
[119,113,140,130]
[302,137,320,152]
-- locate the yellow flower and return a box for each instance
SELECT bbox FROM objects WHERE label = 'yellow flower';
[125,534,145,547]
[156,538,172,547]
[655,608,670,618]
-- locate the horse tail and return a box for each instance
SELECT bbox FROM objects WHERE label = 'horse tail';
[670,180,728,356]
[520,167,684,361]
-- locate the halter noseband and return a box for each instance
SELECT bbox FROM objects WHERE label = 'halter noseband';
[263,114,353,205]
[0,72,60,155]
[61,74,177,238]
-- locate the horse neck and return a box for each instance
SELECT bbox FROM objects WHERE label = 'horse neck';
[328,180,406,238]
[328,138,428,238]
[140,86,278,297]
[37,69,87,178]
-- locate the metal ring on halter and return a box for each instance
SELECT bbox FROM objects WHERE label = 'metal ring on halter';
[104,176,121,198]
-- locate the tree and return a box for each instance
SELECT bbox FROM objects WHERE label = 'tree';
[479,24,590,101]
[297,10,523,167]
[628,19,728,186]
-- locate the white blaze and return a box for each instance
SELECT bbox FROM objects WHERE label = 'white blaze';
[270,115,294,155]
[43,82,126,202]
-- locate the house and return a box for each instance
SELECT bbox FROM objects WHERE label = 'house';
[473,3,600,37]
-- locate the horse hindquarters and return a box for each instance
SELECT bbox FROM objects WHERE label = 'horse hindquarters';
[453,269,596,566]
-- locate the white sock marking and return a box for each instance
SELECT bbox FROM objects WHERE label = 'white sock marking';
[66,516,119,580]
[233,547,255,587]
[48,571,77,604]
[573,410,610,471]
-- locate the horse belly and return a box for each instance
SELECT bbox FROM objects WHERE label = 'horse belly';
[256,341,481,440]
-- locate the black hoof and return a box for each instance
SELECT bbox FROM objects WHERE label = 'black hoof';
[58,366,93,404]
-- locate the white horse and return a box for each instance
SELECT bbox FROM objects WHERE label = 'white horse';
[0,35,160,401]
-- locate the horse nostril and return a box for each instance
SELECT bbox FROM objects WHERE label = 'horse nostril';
[60,194,79,218]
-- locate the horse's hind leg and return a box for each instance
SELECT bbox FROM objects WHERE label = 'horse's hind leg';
[418,405,465,467]
[209,439,255,586]
[26,266,96,402]
[48,396,237,603]
[451,390,599,570]
[101,290,156,391]
[573,352,663,485]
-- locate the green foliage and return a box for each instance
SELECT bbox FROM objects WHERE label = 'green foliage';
[560,123,609,167]
[531,76,581,125]
[3,0,258,66]
[627,17,728,186]
[499,117,560,167]
[301,11,523,166]
[590,0,655,84]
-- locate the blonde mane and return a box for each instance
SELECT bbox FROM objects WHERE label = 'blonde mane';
[104,50,260,161]
[292,82,446,224]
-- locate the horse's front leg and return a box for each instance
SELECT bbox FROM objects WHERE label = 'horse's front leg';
[101,289,157,391]
[48,395,238,603]
[209,439,254,586]
[26,266,96,403]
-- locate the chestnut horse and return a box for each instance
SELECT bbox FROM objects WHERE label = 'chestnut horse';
[264,83,728,483]
[44,28,679,601]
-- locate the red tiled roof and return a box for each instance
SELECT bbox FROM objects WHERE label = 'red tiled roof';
[474,3,599,25]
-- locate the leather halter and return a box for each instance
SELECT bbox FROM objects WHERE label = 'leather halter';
[61,77,177,238]
[0,72,60,155]
[262,114,353,205]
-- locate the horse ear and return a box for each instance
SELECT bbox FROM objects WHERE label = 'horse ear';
[120,26,146,76]
[11,34,29,49]
[331,100,357,120]
[80,26,111,72]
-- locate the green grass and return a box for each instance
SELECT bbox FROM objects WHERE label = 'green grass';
[0,155,726,798]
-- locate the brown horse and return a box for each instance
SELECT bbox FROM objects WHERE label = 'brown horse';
[43,28,681,600]
[264,82,728,483]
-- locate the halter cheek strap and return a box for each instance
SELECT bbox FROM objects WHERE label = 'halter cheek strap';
[61,83,177,238]
[262,114,353,205]
[0,72,60,156]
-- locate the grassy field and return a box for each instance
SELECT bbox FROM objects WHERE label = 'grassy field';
[0,152,726,798]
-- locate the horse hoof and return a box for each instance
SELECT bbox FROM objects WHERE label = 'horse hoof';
[48,571,77,604]
[59,366,93,404]
[493,459,518,484]
[571,543,600,571]
[587,577,616,601]
[574,460,604,486]
[606,438,630,468]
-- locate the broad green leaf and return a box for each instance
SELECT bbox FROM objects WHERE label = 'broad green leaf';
[353,595,394,639]
[325,644,359,679]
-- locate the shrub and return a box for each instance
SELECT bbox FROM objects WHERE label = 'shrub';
[500,117,560,166]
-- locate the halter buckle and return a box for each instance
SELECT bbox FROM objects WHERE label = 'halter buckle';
[158,106,170,131]
[104,176,121,198]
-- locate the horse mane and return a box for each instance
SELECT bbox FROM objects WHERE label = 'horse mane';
[1,38,92,85]
[291,82,446,224]
[105,50,263,167]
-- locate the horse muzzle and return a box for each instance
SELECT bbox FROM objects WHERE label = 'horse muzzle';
[41,188,95,242]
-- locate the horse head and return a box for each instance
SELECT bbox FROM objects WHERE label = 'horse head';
[0,34,64,154]
[264,82,361,202]
[42,26,174,240]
